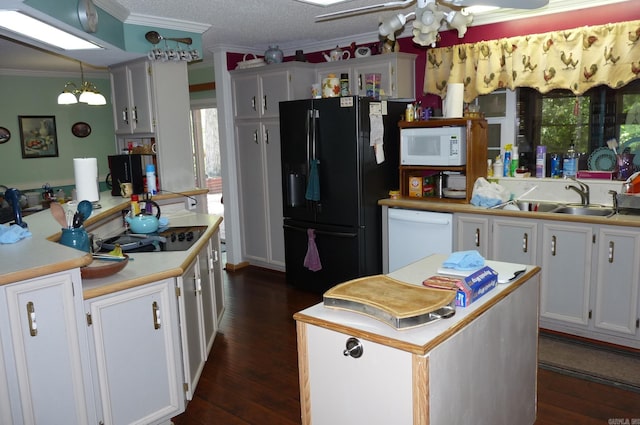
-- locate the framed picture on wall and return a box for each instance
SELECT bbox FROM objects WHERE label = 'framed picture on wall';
[19,115,58,158]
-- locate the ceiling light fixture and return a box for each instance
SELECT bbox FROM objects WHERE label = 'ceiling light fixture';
[0,10,102,50]
[57,62,106,106]
[378,0,474,47]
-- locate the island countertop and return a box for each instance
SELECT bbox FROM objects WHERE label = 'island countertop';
[294,254,541,356]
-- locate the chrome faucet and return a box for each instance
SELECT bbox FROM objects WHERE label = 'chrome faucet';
[565,177,590,206]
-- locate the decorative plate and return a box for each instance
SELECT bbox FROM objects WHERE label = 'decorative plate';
[588,147,616,171]
[0,127,10,144]
[71,122,91,138]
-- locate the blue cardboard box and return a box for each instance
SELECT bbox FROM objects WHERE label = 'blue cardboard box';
[454,266,498,307]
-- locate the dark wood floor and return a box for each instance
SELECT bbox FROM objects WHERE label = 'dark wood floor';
[172,266,640,425]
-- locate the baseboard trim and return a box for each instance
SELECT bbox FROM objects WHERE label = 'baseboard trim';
[224,261,250,272]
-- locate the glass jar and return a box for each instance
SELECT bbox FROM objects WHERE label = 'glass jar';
[264,45,283,64]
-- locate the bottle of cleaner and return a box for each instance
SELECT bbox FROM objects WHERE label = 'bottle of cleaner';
[511,145,519,177]
[405,103,414,122]
[563,143,578,178]
[130,194,141,216]
[503,144,512,177]
[536,145,547,178]
[493,155,503,178]
[146,164,157,195]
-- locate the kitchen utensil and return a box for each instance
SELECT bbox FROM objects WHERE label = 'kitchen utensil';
[78,200,93,221]
[81,254,129,279]
[144,30,192,45]
[72,211,84,228]
[50,201,68,228]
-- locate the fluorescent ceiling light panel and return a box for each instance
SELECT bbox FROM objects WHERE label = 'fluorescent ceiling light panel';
[0,11,101,50]
[295,0,353,6]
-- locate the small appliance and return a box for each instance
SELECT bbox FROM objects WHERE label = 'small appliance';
[400,126,467,166]
[107,154,157,196]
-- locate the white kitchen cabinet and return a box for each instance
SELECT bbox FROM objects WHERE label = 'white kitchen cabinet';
[454,213,490,257]
[491,217,538,265]
[316,52,416,99]
[231,64,313,270]
[177,259,206,400]
[85,278,184,425]
[592,226,640,337]
[210,231,226,325]
[110,61,155,135]
[234,119,285,268]
[198,238,218,354]
[111,60,196,192]
[539,221,593,327]
[232,64,315,120]
[0,270,95,425]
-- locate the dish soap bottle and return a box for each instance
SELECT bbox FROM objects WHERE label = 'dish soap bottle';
[563,142,578,178]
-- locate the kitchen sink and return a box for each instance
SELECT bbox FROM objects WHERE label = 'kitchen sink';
[549,206,615,217]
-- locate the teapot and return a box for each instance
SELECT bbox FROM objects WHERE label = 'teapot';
[125,199,162,233]
[323,46,351,62]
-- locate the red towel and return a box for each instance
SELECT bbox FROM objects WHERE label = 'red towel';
[303,228,322,272]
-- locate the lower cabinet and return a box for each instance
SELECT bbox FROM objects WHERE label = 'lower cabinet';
[0,270,96,425]
[85,278,185,425]
[453,212,640,347]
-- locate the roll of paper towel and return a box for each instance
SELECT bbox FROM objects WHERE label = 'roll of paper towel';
[444,83,464,118]
[74,158,99,202]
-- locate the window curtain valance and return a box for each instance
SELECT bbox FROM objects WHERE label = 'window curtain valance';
[424,20,640,103]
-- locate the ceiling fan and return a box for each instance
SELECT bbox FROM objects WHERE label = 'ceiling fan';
[316,0,550,47]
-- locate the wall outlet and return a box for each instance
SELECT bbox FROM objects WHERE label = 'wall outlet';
[186,198,197,210]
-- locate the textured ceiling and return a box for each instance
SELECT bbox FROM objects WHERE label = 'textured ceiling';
[0,0,631,75]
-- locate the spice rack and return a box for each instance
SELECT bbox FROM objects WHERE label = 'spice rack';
[398,118,488,203]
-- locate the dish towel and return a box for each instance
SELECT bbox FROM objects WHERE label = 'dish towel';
[369,111,385,164]
[0,224,32,244]
[305,159,321,201]
[303,228,322,272]
[442,250,485,270]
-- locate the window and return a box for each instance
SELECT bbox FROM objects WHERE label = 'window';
[516,79,640,174]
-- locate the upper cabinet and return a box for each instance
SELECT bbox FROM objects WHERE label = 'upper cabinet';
[315,53,416,100]
[232,63,315,120]
[110,61,155,135]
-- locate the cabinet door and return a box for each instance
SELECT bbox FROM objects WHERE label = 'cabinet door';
[540,222,593,327]
[177,260,206,400]
[236,121,269,263]
[593,226,640,336]
[3,271,92,425]
[260,71,293,119]
[111,66,133,134]
[128,61,154,134]
[198,239,218,355]
[232,74,260,119]
[492,217,538,265]
[210,231,226,324]
[303,325,413,424]
[86,279,184,424]
[455,214,490,258]
[264,120,285,267]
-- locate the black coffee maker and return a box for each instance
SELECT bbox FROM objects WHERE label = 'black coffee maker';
[107,154,156,196]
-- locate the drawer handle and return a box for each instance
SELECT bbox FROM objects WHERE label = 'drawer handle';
[26,301,37,337]
[522,233,528,253]
[343,337,363,358]
[122,107,129,125]
[551,235,557,256]
[152,301,161,330]
[474,228,480,247]
[251,96,256,111]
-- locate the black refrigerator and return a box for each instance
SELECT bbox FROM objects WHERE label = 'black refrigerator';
[279,96,408,293]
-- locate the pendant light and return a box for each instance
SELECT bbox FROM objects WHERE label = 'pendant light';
[57,62,106,106]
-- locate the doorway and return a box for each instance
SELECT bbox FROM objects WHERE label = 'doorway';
[191,105,224,240]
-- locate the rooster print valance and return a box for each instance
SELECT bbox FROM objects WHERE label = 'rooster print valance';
[424,20,640,102]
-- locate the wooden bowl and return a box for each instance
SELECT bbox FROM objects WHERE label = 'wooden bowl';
[81,255,129,279]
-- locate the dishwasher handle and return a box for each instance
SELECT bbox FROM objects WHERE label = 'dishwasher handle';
[388,210,452,226]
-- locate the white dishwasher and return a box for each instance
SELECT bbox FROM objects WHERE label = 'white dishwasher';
[386,208,453,273]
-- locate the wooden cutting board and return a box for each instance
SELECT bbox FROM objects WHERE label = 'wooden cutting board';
[323,275,456,330]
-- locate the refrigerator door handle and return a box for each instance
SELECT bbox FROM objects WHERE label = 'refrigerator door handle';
[283,224,357,238]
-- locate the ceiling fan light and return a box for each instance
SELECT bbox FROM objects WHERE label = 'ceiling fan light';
[57,91,78,105]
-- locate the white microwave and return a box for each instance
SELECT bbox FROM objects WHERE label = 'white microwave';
[400,127,467,166]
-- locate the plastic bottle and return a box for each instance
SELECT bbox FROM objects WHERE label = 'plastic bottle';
[536,145,546,178]
[405,103,414,122]
[550,153,561,178]
[503,144,512,177]
[146,164,157,195]
[339,73,349,96]
[511,145,519,177]
[130,194,141,216]
[563,143,578,178]
[493,155,503,178]
[487,159,493,178]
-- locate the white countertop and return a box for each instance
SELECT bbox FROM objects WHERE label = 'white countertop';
[0,189,222,299]
[294,254,540,355]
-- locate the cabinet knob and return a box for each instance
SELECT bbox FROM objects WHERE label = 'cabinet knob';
[343,337,363,358]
